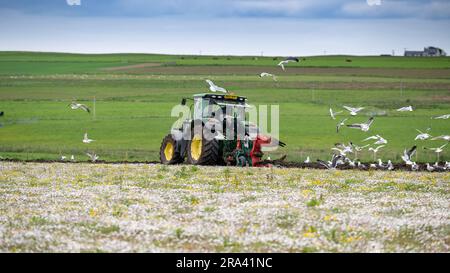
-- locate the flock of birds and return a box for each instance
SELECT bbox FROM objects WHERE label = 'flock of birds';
[63,101,99,162]
[314,104,449,171]
[205,56,448,171]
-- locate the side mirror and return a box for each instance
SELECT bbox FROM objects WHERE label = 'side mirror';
[181,98,187,105]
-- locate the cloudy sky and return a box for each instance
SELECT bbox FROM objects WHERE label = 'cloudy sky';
[0,0,449,56]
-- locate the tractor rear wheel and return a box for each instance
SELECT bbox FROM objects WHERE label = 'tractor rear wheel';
[160,134,184,164]
[187,133,220,165]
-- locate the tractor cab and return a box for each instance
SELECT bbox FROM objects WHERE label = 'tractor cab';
[189,93,248,121]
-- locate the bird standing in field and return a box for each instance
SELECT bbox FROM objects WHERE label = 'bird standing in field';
[396,105,413,112]
[304,156,310,164]
[426,163,435,172]
[329,108,342,120]
[260,72,277,81]
[69,101,90,113]
[343,106,364,116]
[205,79,227,93]
[83,132,95,144]
[277,57,299,71]
[347,117,374,132]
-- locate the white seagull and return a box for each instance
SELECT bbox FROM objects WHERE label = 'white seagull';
[277,57,299,71]
[396,105,413,112]
[363,135,387,145]
[431,135,450,141]
[415,128,432,140]
[260,72,277,81]
[69,101,90,113]
[336,118,348,133]
[317,154,344,170]
[304,156,310,164]
[426,163,435,172]
[83,132,95,144]
[61,155,66,161]
[432,114,450,120]
[205,79,227,93]
[343,106,364,116]
[387,160,394,171]
[425,143,448,162]
[347,117,374,132]
[332,142,353,156]
[71,155,75,161]
[368,145,385,160]
[329,108,343,120]
[401,145,417,165]
[86,153,99,162]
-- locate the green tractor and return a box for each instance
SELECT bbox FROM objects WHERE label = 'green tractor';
[159,93,285,166]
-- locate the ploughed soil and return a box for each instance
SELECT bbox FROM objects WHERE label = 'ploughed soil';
[1,159,447,172]
[107,64,450,79]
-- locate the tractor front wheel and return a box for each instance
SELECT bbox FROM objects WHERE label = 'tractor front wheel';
[187,133,220,165]
[160,134,184,164]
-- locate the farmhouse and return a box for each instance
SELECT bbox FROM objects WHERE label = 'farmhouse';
[404,46,447,57]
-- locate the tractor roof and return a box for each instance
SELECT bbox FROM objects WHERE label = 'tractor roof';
[193,93,247,103]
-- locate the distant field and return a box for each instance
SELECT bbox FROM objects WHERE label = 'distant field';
[0,162,448,252]
[0,52,449,162]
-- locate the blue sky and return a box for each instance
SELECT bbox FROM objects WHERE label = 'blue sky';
[0,0,449,55]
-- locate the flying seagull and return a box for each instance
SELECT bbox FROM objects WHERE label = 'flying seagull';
[347,117,374,132]
[332,142,353,156]
[317,154,344,170]
[424,143,448,162]
[363,135,387,145]
[83,132,95,144]
[431,135,450,141]
[329,108,342,120]
[86,153,99,162]
[336,118,348,133]
[415,128,432,140]
[401,145,417,165]
[368,145,385,160]
[69,102,90,113]
[432,114,450,120]
[205,79,227,93]
[260,72,277,81]
[343,106,364,116]
[277,57,299,71]
[397,106,413,112]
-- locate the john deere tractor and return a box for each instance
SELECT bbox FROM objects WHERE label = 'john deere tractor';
[160,93,285,167]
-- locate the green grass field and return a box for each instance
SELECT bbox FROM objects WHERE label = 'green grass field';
[0,51,449,162]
